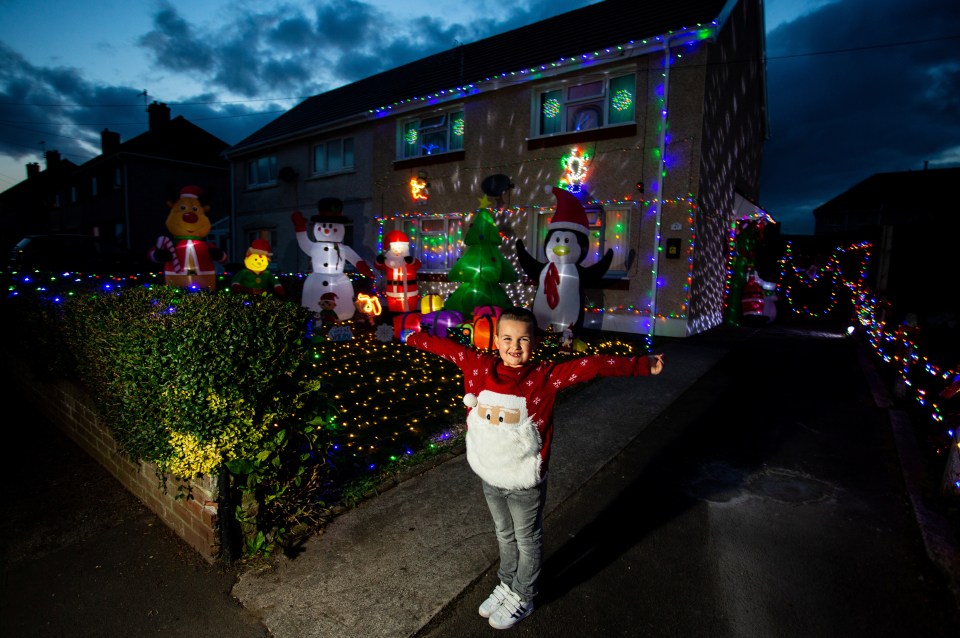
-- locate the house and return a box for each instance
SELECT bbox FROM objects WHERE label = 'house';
[813,165,960,323]
[0,151,77,251]
[224,0,769,337]
[0,101,232,262]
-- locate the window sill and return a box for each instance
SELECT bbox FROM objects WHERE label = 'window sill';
[244,182,279,192]
[526,124,637,150]
[307,168,357,180]
[393,150,465,171]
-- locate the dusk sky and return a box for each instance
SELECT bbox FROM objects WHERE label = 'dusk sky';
[1,0,957,234]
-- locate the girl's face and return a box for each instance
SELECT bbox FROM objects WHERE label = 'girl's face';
[495,319,536,367]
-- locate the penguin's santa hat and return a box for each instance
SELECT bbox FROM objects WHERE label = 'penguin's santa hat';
[545,185,589,235]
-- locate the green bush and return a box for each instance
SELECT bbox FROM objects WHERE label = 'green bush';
[3,284,339,556]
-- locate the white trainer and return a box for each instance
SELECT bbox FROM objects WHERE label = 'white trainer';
[488,587,534,629]
[478,582,512,618]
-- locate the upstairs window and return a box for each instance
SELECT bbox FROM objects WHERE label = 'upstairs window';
[398,108,465,159]
[247,156,278,187]
[312,137,355,175]
[535,73,636,137]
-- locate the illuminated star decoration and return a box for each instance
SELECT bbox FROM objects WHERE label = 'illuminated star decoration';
[560,147,589,194]
[477,194,491,209]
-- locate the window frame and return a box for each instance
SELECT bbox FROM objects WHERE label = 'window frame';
[397,106,465,160]
[380,214,465,273]
[532,72,637,138]
[311,137,355,176]
[530,202,633,277]
[246,155,278,188]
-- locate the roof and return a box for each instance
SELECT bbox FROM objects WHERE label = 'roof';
[813,167,960,218]
[227,0,731,155]
[80,116,229,171]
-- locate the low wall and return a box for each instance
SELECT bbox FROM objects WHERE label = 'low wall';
[17,368,221,562]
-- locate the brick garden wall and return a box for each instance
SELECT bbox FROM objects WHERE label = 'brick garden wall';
[16,368,222,562]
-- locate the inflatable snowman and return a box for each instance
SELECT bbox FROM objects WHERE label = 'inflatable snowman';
[517,186,612,334]
[292,197,373,321]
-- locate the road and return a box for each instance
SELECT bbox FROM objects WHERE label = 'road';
[416,323,960,637]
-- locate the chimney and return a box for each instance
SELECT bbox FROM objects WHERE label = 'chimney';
[26,162,40,179]
[101,128,121,155]
[148,101,171,132]
[45,150,61,169]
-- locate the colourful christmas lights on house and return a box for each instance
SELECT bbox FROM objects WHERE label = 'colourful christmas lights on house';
[560,147,589,194]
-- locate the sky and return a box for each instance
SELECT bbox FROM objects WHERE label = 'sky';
[0,0,958,235]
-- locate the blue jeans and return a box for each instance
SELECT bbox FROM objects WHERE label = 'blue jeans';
[481,479,548,602]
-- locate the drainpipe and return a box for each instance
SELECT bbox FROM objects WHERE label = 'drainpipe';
[121,158,131,249]
[229,162,237,263]
[648,38,673,339]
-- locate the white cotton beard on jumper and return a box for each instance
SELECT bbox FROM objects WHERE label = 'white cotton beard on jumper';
[465,390,542,490]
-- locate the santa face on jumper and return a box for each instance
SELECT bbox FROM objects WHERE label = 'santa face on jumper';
[466,390,542,490]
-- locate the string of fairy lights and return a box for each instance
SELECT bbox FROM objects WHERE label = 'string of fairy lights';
[780,240,960,492]
[10,233,955,491]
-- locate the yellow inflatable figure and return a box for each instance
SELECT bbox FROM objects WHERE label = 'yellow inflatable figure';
[148,185,226,290]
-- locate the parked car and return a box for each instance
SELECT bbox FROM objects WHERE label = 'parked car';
[7,234,154,275]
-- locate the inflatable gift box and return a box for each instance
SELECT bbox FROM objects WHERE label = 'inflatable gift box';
[421,310,463,339]
[472,305,503,320]
[420,294,444,314]
[472,314,498,350]
[392,312,422,341]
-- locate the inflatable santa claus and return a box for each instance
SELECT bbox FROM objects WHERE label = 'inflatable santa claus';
[375,230,422,313]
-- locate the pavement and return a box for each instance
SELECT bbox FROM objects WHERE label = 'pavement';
[2,317,959,637]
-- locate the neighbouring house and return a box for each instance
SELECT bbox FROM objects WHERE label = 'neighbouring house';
[224,0,769,337]
[0,101,232,263]
[0,151,77,252]
[813,165,960,325]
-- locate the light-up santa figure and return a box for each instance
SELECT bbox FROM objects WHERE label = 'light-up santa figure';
[374,230,422,313]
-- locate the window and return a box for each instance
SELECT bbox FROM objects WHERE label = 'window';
[531,203,632,275]
[535,73,636,137]
[247,156,278,187]
[91,176,97,197]
[113,167,122,189]
[380,215,464,271]
[398,108,465,159]
[70,185,78,203]
[312,137,355,175]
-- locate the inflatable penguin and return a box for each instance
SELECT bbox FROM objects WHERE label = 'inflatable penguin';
[516,186,613,334]
[292,197,373,321]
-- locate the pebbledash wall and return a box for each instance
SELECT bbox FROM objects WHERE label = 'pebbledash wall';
[18,368,221,562]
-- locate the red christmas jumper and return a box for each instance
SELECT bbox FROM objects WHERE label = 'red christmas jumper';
[406,332,651,489]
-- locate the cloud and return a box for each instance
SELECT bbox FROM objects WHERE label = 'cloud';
[137,2,215,73]
[761,0,960,233]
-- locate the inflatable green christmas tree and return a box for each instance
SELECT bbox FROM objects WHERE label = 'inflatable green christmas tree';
[443,208,517,316]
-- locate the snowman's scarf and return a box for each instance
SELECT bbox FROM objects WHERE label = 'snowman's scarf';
[544,262,560,309]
